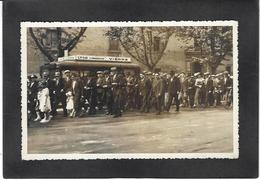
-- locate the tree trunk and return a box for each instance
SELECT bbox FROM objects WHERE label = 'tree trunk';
[210,65,217,74]
[57,28,64,58]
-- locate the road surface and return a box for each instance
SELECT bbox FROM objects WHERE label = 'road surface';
[27,108,233,154]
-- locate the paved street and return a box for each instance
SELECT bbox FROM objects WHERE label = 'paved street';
[27,108,233,154]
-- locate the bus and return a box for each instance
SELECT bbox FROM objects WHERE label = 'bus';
[40,55,140,77]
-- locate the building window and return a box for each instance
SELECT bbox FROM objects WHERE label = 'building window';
[153,36,160,51]
[109,39,120,51]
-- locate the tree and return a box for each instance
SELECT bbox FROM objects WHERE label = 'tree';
[29,27,87,62]
[174,26,233,73]
[105,27,174,71]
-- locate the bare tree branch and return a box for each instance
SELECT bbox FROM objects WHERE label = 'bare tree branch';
[29,27,55,62]
[63,27,87,51]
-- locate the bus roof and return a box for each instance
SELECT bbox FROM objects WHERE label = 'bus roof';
[50,55,140,71]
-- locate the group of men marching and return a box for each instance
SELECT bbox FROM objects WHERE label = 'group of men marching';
[27,67,233,123]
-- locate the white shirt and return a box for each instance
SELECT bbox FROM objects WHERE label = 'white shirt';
[72,81,76,92]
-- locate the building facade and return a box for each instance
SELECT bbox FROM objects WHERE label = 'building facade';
[27,27,233,75]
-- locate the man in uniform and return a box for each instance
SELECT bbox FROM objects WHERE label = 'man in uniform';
[166,71,181,112]
[52,71,67,117]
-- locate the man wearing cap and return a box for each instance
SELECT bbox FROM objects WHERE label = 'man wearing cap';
[70,73,84,117]
[160,73,168,111]
[204,72,214,107]
[139,72,152,113]
[166,71,181,112]
[179,72,188,107]
[194,72,204,107]
[52,71,67,117]
[103,70,113,115]
[96,71,105,110]
[152,73,164,115]
[125,72,135,110]
[223,71,232,102]
[85,71,97,115]
[111,67,125,118]
[187,74,196,108]
[63,70,72,93]
[133,71,141,109]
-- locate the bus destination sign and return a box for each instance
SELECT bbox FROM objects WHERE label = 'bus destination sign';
[58,55,131,63]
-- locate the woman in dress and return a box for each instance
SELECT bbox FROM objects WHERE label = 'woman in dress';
[66,91,75,117]
[36,80,52,123]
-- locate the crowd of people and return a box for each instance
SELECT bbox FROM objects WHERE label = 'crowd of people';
[27,67,233,124]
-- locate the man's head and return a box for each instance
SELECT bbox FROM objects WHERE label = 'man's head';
[170,70,175,77]
[38,80,47,89]
[155,73,160,79]
[110,67,117,75]
[104,70,110,76]
[97,71,104,77]
[42,71,49,79]
[55,71,61,78]
[64,70,71,77]
[203,72,209,79]
[223,71,229,77]
[140,73,144,79]
[71,73,77,80]
[30,74,37,82]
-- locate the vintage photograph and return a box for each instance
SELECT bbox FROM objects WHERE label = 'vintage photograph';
[21,21,238,160]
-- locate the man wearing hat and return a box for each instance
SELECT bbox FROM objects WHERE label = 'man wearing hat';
[52,71,67,117]
[28,74,38,121]
[166,71,181,112]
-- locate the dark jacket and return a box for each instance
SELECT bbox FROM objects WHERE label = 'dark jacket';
[53,77,65,96]
[205,78,214,92]
[168,76,181,95]
[153,78,164,97]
